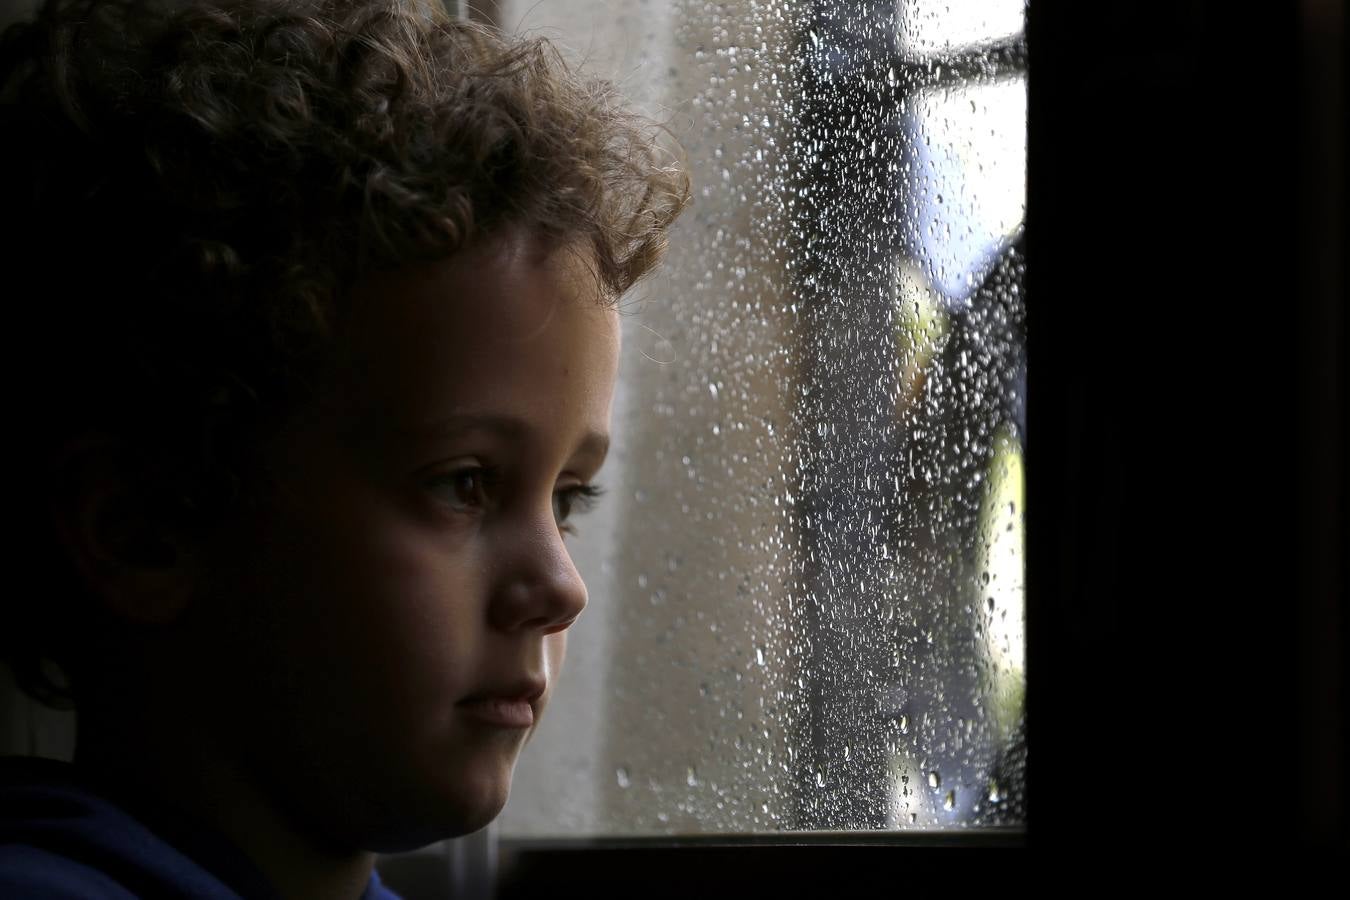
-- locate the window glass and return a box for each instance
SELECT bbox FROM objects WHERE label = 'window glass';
[499,0,1025,836]
[896,0,1025,59]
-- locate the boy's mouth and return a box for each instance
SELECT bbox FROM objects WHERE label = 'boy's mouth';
[457,678,547,728]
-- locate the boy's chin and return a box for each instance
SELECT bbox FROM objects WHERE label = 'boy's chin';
[362,761,515,853]
[441,773,512,838]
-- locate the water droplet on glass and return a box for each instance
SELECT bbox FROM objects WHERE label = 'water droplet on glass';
[497,0,1028,836]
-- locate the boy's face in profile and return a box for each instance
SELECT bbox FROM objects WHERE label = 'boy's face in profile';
[188,227,617,850]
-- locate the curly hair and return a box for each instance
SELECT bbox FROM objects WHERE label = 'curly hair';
[0,0,689,707]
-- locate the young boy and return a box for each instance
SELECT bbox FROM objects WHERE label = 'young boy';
[0,1,688,897]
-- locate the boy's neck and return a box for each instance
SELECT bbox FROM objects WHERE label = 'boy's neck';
[75,713,377,900]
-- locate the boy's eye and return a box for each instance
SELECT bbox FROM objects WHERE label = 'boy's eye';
[553,484,603,533]
[431,467,490,513]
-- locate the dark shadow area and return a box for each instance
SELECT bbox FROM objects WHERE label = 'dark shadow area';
[1028,0,1344,858]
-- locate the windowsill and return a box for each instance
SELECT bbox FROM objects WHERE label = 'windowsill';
[499,829,1025,849]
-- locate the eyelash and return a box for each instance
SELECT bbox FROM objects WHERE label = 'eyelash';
[555,483,604,535]
[428,466,603,534]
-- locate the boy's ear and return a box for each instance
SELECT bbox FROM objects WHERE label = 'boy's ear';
[49,438,196,625]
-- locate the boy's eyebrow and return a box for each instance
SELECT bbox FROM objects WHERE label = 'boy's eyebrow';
[403,413,610,466]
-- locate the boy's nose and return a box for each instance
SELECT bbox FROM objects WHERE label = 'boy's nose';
[488,523,588,635]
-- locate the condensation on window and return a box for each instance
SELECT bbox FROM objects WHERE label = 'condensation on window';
[499,0,1026,835]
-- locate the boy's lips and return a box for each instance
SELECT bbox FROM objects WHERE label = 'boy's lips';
[457,678,546,728]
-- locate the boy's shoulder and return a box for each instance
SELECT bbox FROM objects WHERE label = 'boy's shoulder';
[0,757,406,899]
[0,755,262,898]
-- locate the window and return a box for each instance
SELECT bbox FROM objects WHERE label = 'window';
[488,0,1028,839]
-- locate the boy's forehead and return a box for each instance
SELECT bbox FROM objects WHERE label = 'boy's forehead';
[349,232,607,339]
[327,231,619,435]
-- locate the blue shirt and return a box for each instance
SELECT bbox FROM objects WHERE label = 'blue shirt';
[0,757,402,899]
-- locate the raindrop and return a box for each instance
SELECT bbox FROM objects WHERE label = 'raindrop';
[616,767,631,789]
[943,789,956,811]
[927,770,941,789]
